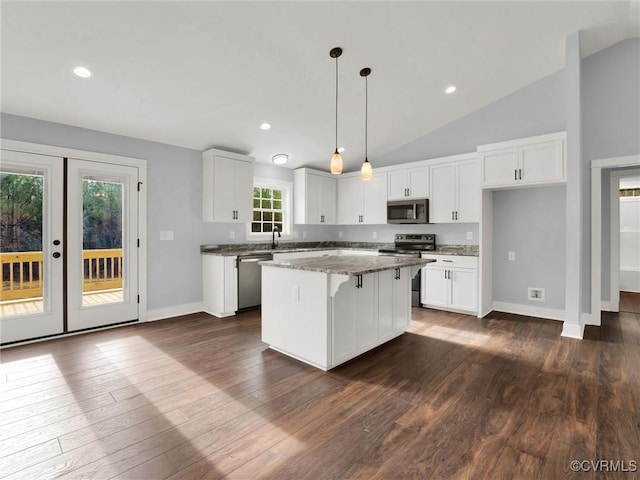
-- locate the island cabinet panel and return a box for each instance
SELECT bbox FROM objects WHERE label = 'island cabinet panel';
[261,261,422,370]
[378,267,411,341]
[262,267,330,368]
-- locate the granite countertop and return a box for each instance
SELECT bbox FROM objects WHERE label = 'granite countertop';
[431,245,479,257]
[200,241,390,256]
[260,255,435,276]
[201,241,478,257]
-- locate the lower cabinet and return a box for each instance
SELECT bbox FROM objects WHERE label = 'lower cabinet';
[420,255,478,314]
[202,255,237,317]
[331,267,411,366]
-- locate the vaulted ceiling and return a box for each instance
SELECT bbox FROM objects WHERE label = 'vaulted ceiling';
[2,1,638,171]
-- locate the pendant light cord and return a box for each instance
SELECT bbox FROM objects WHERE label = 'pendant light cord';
[335,55,339,152]
[365,74,368,159]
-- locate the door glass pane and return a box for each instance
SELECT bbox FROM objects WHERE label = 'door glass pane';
[82,178,124,306]
[0,171,44,317]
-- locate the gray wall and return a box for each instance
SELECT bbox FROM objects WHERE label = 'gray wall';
[0,113,315,311]
[582,38,640,305]
[375,65,567,308]
[373,69,566,166]
[337,223,478,246]
[492,186,567,310]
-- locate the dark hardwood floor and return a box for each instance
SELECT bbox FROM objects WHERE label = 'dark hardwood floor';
[1,296,639,479]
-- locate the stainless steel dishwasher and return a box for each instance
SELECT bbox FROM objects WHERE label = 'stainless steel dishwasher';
[237,252,273,310]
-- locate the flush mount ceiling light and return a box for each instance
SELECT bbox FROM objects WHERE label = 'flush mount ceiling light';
[337,147,345,153]
[73,66,92,78]
[329,47,343,175]
[360,67,373,182]
[260,123,271,130]
[271,153,288,165]
[445,85,457,94]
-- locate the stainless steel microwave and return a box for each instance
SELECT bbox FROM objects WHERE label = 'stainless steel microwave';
[387,199,429,224]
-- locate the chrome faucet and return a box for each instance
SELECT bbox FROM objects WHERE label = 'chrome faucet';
[272,226,281,249]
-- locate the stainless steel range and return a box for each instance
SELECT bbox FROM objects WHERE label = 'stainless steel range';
[379,234,436,305]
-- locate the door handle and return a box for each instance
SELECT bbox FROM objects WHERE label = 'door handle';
[53,252,61,258]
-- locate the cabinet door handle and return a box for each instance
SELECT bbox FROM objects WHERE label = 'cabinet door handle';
[321,215,324,223]
[355,274,363,288]
[395,268,401,280]
[407,188,410,197]
[519,169,522,180]
[515,169,517,181]
[452,211,455,221]
[442,259,453,263]
[455,211,458,220]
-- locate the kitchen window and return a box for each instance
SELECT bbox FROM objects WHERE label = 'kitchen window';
[247,178,292,239]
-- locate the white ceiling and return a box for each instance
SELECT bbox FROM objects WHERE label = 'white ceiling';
[1,1,638,172]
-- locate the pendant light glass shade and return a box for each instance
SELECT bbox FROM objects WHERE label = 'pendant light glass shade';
[331,150,343,174]
[361,158,372,181]
[330,47,343,174]
[360,67,373,181]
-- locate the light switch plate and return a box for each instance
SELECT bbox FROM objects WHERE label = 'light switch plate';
[160,230,174,241]
[508,251,515,261]
[467,231,473,240]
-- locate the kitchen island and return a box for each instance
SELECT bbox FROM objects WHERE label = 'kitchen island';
[261,255,435,370]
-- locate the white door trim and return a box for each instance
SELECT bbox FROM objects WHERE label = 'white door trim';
[0,138,147,323]
[590,155,640,326]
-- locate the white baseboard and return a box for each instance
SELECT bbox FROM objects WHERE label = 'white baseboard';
[491,301,565,321]
[600,300,619,312]
[147,302,205,322]
[561,322,585,339]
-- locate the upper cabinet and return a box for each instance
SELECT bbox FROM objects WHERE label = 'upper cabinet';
[293,168,337,225]
[388,165,429,200]
[430,156,480,223]
[478,132,566,189]
[337,171,388,225]
[202,148,254,222]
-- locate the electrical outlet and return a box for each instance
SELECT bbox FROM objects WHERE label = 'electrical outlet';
[160,230,174,241]
[229,230,235,240]
[372,231,377,239]
[508,251,515,261]
[467,231,473,240]
[338,231,343,238]
[302,231,307,238]
[528,287,545,302]
[293,231,299,239]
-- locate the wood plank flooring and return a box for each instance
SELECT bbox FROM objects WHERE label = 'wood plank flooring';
[1,295,639,479]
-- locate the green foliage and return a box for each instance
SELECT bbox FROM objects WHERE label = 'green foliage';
[0,173,43,251]
[82,180,123,249]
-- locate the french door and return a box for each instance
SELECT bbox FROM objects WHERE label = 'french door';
[1,151,140,344]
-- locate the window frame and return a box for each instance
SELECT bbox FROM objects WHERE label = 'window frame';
[246,177,293,240]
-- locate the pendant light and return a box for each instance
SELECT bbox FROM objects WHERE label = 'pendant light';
[330,47,343,174]
[360,67,373,181]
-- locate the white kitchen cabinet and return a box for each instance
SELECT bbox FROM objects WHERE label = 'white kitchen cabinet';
[202,148,254,222]
[203,255,238,317]
[430,158,480,223]
[421,254,478,314]
[293,168,337,225]
[478,132,566,189]
[388,165,429,200]
[378,267,411,342]
[337,172,387,224]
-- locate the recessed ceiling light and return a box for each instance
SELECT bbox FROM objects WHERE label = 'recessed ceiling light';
[260,123,271,130]
[445,85,457,94]
[73,66,92,78]
[272,154,288,165]
[337,147,345,153]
